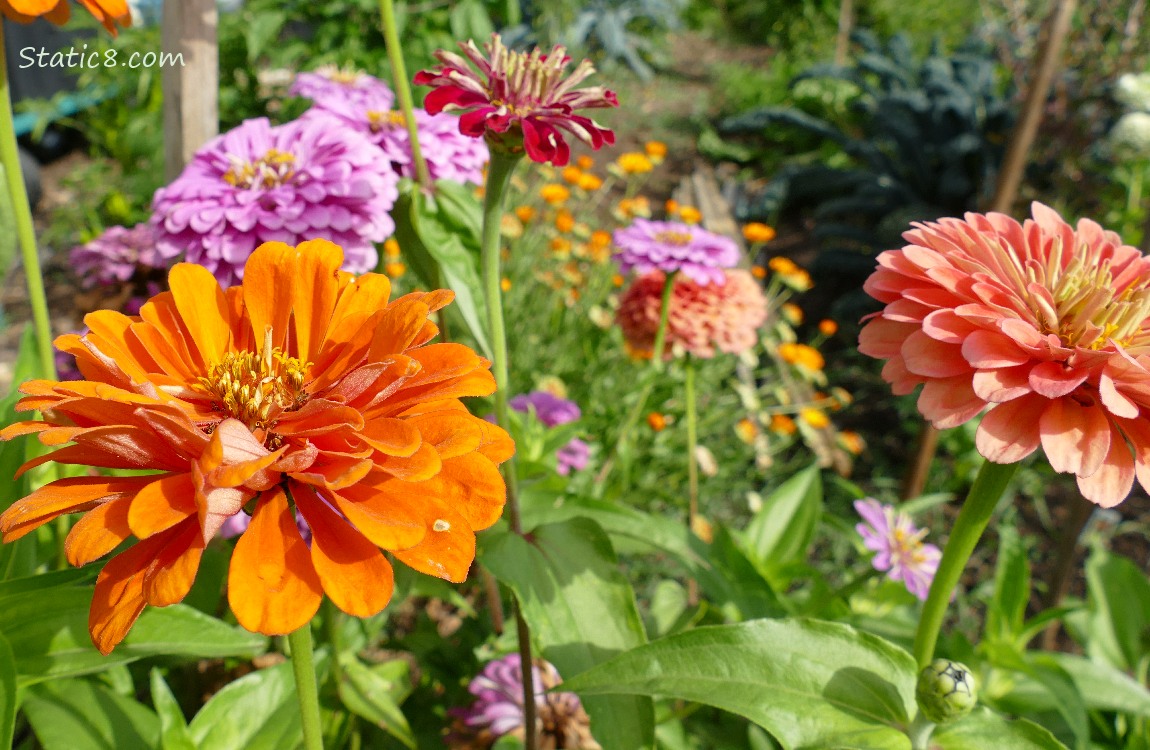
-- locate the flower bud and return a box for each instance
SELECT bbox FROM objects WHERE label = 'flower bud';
[916,659,976,724]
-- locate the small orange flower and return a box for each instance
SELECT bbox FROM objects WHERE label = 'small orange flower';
[735,418,758,444]
[751,265,767,280]
[550,237,572,256]
[679,206,702,225]
[577,173,603,191]
[0,240,512,653]
[590,230,611,250]
[616,152,653,174]
[742,222,776,244]
[385,261,406,278]
[769,414,797,435]
[778,342,825,371]
[801,408,830,428]
[665,199,680,216]
[576,155,595,170]
[383,238,402,259]
[612,273,625,287]
[540,184,570,205]
[561,166,583,184]
[781,303,803,325]
[514,206,536,223]
[768,256,798,274]
[1,0,129,33]
[501,277,512,292]
[647,412,667,431]
[645,140,668,161]
[555,210,576,234]
[839,430,866,455]
[818,319,838,336]
[690,515,713,543]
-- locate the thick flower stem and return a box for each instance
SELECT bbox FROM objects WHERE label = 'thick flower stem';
[593,272,676,487]
[378,0,431,189]
[0,20,57,381]
[684,355,700,604]
[479,148,536,750]
[912,459,1019,668]
[907,711,936,750]
[287,623,325,750]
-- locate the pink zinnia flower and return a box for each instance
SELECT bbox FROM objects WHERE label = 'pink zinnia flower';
[859,202,1150,507]
[289,65,395,108]
[302,95,488,185]
[414,33,618,166]
[613,219,741,285]
[70,224,175,288]
[617,270,767,359]
[854,499,941,601]
[151,117,399,286]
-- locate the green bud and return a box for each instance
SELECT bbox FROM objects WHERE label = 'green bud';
[916,659,976,724]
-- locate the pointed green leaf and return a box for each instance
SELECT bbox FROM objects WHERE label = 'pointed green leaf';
[986,525,1030,646]
[1085,545,1150,672]
[559,618,917,750]
[187,661,301,750]
[741,464,822,584]
[0,633,15,750]
[337,655,415,748]
[481,518,655,750]
[932,707,1068,750]
[22,677,160,750]
[149,670,195,750]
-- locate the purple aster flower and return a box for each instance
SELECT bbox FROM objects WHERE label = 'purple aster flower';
[854,498,941,601]
[613,218,740,285]
[302,97,488,185]
[447,653,599,748]
[289,65,395,108]
[70,224,174,288]
[509,391,581,427]
[556,437,590,475]
[150,117,399,286]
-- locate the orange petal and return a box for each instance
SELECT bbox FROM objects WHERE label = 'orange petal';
[1,475,154,543]
[65,496,133,566]
[407,411,482,459]
[358,418,422,457]
[227,486,322,635]
[391,501,475,583]
[89,524,184,654]
[75,0,130,32]
[428,453,506,530]
[143,522,204,606]
[367,298,431,358]
[128,473,198,539]
[290,453,373,490]
[373,441,442,482]
[293,484,394,617]
[329,479,427,551]
[168,262,233,365]
[274,400,364,437]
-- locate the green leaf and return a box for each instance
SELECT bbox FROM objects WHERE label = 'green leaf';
[0,163,16,285]
[999,652,1150,717]
[986,524,1030,646]
[740,464,822,585]
[432,179,484,242]
[932,707,1068,750]
[481,518,655,750]
[1084,544,1150,672]
[0,587,265,685]
[337,655,415,749]
[1020,655,1088,750]
[149,670,196,750]
[559,618,917,750]
[696,526,787,620]
[187,661,302,750]
[448,0,494,42]
[22,677,160,750]
[0,633,15,750]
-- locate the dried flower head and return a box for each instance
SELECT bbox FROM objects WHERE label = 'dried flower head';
[854,499,940,600]
[151,117,399,286]
[613,219,740,286]
[617,270,767,360]
[859,202,1150,506]
[415,33,618,166]
[0,240,512,653]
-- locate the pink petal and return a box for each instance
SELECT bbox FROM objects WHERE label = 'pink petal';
[858,319,918,359]
[1076,422,1134,508]
[960,330,1031,368]
[975,395,1045,464]
[1028,360,1091,399]
[918,375,985,429]
[1099,371,1139,419]
[972,364,1032,402]
[902,330,969,378]
[1039,398,1111,477]
[921,309,978,344]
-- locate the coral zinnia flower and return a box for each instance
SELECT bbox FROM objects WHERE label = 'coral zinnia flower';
[1,0,128,33]
[859,202,1150,506]
[0,240,512,654]
[414,33,618,166]
[854,499,940,601]
[151,117,399,287]
[617,270,767,359]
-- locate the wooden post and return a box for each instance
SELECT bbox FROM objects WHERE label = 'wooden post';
[901,0,1078,501]
[162,0,219,181]
[834,0,855,65]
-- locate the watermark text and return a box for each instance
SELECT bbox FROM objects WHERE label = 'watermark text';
[18,45,185,70]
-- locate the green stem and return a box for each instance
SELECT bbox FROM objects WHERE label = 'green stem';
[651,272,675,371]
[479,148,536,750]
[911,459,1019,668]
[684,355,699,532]
[907,710,936,750]
[378,0,431,189]
[0,19,57,381]
[287,624,325,750]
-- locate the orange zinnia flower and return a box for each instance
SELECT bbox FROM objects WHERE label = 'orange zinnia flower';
[0,240,512,653]
[1,0,129,33]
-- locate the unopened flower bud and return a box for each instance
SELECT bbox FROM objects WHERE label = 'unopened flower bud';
[916,659,976,724]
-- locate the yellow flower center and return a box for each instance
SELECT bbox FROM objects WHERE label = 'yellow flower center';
[222,149,297,189]
[200,330,310,431]
[323,66,363,85]
[654,230,693,246]
[367,110,406,132]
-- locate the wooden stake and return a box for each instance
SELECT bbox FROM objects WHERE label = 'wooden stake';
[162,0,219,181]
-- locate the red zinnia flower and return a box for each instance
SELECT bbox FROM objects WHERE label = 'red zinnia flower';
[859,202,1150,507]
[414,33,618,166]
[0,240,512,653]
